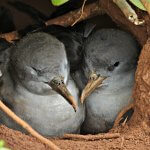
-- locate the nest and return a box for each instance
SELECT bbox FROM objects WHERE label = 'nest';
[0,0,149,149]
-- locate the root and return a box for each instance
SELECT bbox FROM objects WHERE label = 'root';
[120,136,125,148]
[0,0,148,45]
[0,100,60,150]
[45,1,104,26]
[0,31,20,42]
[71,0,87,26]
[0,1,104,42]
[113,103,135,128]
[121,116,128,127]
[113,0,144,25]
[63,133,120,141]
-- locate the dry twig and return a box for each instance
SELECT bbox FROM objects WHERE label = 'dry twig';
[113,0,144,25]
[120,136,125,148]
[71,0,87,26]
[0,100,60,150]
[0,1,104,42]
[63,133,120,141]
[0,0,148,45]
[113,103,134,128]
[0,31,20,42]
[45,1,104,26]
[122,116,128,127]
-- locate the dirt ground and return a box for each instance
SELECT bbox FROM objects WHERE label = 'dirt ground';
[0,122,149,150]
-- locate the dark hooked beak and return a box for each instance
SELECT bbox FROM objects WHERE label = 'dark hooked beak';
[80,72,107,103]
[48,77,77,112]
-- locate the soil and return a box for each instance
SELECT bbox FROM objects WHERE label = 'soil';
[0,122,149,150]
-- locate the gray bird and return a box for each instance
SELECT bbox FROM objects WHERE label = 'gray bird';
[0,32,85,136]
[0,38,12,77]
[73,29,140,134]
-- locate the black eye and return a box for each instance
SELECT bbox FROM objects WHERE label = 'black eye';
[108,61,120,71]
[32,67,42,76]
[114,61,120,67]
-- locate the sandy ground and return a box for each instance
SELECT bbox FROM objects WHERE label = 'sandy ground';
[0,122,149,150]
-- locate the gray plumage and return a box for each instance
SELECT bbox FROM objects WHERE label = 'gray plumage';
[74,29,140,134]
[0,32,85,136]
[0,38,12,77]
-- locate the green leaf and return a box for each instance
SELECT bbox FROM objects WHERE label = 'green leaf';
[51,0,69,6]
[129,0,146,11]
[0,140,11,150]
[0,148,11,150]
[0,141,5,148]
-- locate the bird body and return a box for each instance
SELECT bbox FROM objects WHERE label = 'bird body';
[41,25,84,72]
[0,32,85,136]
[18,24,84,73]
[0,38,12,77]
[0,72,83,136]
[81,70,135,133]
[73,28,140,134]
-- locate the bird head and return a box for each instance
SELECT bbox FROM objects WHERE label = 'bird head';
[9,32,77,111]
[80,29,140,103]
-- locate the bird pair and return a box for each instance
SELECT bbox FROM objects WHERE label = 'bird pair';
[0,25,140,136]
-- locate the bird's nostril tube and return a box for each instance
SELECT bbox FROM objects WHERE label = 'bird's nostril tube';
[61,80,64,84]
[89,72,99,81]
[56,79,64,86]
